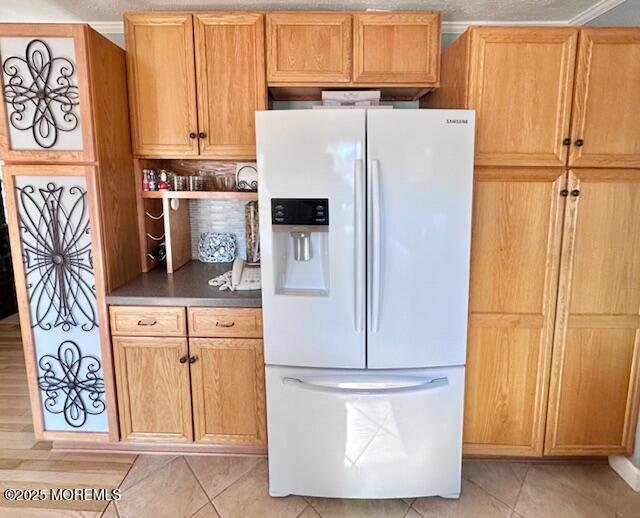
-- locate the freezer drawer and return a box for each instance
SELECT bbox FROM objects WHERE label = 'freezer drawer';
[266,365,465,499]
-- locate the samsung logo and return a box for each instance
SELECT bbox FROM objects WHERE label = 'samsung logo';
[446,119,469,124]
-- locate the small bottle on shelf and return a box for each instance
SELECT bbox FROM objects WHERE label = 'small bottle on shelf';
[148,170,158,191]
[142,169,150,191]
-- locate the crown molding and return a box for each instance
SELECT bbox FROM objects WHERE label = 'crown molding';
[569,0,628,24]
[442,20,567,34]
[87,0,629,37]
[88,21,124,34]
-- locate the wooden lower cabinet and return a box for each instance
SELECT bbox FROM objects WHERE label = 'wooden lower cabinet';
[111,306,266,448]
[113,337,193,442]
[190,338,267,446]
[464,169,565,456]
[545,170,640,455]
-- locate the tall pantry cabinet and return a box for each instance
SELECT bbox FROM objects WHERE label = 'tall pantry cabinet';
[0,24,140,441]
[424,26,640,456]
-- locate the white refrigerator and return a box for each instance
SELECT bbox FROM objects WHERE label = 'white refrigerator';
[256,109,475,499]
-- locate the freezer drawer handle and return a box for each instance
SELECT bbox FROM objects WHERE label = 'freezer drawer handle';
[282,376,448,396]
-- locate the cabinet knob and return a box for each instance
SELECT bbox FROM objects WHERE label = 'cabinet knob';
[179,355,188,364]
[189,355,198,364]
[560,189,569,197]
[562,138,571,146]
[575,139,584,147]
[198,131,207,139]
[571,189,581,197]
[189,132,197,139]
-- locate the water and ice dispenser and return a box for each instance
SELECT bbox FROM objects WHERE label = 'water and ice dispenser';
[271,198,329,295]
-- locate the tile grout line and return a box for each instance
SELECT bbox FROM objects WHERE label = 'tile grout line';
[112,454,138,518]
[117,454,176,495]
[184,456,263,507]
[512,463,532,514]
[183,456,219,517]
[403,503,418,518]
[306,497,324,517]
[465,477,517,511]
[464,462,530,511]
[187,501,210,518]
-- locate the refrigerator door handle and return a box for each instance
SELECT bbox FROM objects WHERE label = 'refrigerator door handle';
[371,158,381,333]
[282,376,449,396]
[354,159,365,333]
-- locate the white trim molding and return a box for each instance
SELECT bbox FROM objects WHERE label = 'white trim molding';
[442,19,567,35]
[88,21,124,34]
[609,455,640,492]
[569,0,629,25]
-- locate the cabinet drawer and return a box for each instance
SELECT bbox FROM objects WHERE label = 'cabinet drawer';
[188,308,263,338]
[109,306,186,336]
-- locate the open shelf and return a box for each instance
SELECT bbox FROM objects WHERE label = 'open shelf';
[142,190,258,201]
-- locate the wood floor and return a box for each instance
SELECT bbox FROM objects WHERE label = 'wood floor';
[0,317,135,516]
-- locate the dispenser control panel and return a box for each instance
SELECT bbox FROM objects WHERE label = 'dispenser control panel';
[271,199,329,226]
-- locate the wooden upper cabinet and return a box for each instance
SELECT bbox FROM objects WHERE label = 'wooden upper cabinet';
[195,13,266,159]
[464,169,565,456]
[546,170,640,455]
[468,28,578,167]
[352,12,439,84]
[113,336,193,442]
[266,12,352,83]
[569,28,640,168]
[124,13,199,157]
[190,338,266,446]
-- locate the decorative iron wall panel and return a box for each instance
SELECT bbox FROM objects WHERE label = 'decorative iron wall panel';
[15,176,107,432]
[0,37,83,151]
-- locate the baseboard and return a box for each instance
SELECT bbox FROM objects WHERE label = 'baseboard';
[609,455,640,491]
[52,440,267,457]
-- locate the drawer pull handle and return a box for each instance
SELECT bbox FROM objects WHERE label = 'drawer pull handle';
[216,321,235,328]
[179,355,188,364]
[137,319,157,326]
[189,355,198,364]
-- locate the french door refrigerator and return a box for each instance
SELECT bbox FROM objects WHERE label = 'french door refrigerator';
[256,109,475,499]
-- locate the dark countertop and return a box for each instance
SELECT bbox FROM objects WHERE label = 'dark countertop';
[106,261,262,307]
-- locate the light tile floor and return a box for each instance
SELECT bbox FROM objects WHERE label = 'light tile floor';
[106,455,640,518]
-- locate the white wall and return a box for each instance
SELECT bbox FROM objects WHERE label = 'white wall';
[0,0,81,22]
[0,0,123,47]
[588,0,640,25]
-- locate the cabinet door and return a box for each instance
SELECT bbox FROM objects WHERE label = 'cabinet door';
[464,169,565,456]
[0,25,94,162]
[468,28,578,167]
[195,13,266,159]
[569,29,640,168]
[190,338,266,446]
[124,13,198,157]
[266,13,351,83]
[3,165,113,438]
[113,336,193,442]
[546,170,640,455]
[352,12,440,84]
